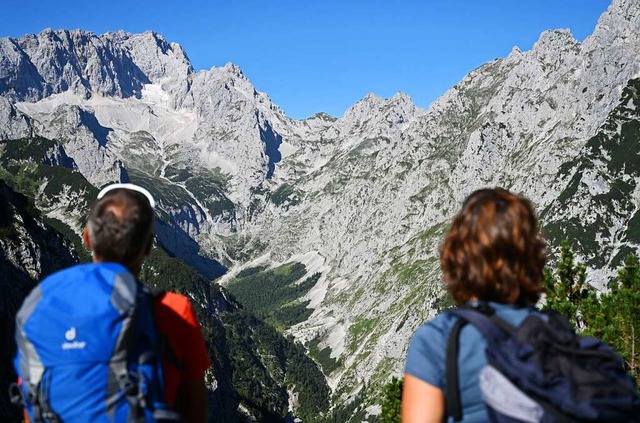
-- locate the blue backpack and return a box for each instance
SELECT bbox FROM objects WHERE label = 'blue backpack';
[11,263,180,423]
[445,304,640,422]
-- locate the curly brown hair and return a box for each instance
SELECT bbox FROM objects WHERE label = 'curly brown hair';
[440,188,546,306]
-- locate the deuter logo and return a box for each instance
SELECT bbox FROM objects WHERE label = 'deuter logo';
[65,327,76,341]
[62,327,87,350]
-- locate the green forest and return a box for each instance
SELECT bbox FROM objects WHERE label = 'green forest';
[225,263,321,330]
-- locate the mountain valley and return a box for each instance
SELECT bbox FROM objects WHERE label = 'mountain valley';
[1,0,639,421]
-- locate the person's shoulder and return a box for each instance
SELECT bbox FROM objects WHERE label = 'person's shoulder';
[160,291,190,308]
[412,310,459,340]
[156,291,198,325]
[405,311,458,385]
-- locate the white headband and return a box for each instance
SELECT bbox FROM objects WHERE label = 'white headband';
[97,183,156,209]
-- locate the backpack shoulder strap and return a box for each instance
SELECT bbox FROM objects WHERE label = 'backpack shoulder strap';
[132,282,182,420]
[448,307,512,344]
[142,284,185,371]
[143,284,166,299]
[444,318,467,422]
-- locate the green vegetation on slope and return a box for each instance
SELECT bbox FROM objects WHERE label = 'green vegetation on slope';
[126,157,235,221]
[43,216,91,263]
[308,336,340,375]
[0,137,97,263]
[226,262,320,330]
[379,377,403,423]
[185,171,235,216]
[269,183,303,208]
[542,78,640,270]
[318,386,374,423]
[0,137,97,206]
[0,136,57,162]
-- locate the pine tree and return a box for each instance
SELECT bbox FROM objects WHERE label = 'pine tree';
[380,377,403,423]
[581,254,640,383]
[542,240,589,328]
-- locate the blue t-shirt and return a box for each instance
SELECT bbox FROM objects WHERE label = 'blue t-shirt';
[405,303,537,422]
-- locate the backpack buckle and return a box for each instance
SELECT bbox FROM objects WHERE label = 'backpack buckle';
[118,374,138,396]
[8,382,25,406]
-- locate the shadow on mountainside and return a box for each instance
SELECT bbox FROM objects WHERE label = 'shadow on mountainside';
[155,218,227,280]
[260,120,282,180]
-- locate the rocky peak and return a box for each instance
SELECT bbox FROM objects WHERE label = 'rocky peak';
[507,45,523,58]
[222,62,245,79]
[0,36,47,100]
[390,91,419,117]
[305,112,336,122]
[339,91,420,133]
[341,92,383,119]
[115,31,194,108]
[0,29,199,106]
[116,31,194,80]
[533,29,579,57]
[189,61,279,114]
[593,0,640,38]
[4,29,149,101]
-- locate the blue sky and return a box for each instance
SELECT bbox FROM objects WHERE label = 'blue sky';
[2,0,611,119]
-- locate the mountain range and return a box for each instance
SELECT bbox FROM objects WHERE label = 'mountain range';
[1,0,639,420]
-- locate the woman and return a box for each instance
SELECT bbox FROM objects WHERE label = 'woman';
[402,188,546,422]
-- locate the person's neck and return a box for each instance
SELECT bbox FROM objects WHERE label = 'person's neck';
[92,256,142,278]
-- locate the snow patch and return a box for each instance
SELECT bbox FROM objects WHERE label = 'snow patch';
[141,83,172,107]
[194,144,238,175]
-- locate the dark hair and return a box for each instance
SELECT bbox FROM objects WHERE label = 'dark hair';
[87,188,155,267]
[439,188,546,306]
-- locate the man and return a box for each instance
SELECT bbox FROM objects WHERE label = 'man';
[83,183,210,422]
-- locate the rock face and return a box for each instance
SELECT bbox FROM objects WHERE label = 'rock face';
[1,0,639,415]
[0,98,32,139]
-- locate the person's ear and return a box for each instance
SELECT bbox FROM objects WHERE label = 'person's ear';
[83,227,92,250]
